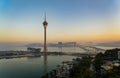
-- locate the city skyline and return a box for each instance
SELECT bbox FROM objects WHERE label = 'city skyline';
[0,0,120,43]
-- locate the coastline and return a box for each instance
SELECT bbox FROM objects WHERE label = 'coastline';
[0,51,95,59]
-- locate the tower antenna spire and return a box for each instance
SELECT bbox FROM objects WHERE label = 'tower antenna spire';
[45,12,46,21]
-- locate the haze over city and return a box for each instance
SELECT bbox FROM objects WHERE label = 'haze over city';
[0,0,120,43]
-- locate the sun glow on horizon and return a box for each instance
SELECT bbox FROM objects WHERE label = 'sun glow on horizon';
[0,0,120,43]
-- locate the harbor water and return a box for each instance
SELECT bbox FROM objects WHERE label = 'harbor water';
[0,43,119,78]
[0,55,76,78]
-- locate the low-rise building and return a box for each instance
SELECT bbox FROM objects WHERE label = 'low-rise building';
[27,47,41,53]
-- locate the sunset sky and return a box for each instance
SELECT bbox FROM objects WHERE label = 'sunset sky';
[0,0,120,43]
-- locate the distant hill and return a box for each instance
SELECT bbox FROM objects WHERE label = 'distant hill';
[25,43,43,47]
[97,41,120,47]
[25,42,77,47]
[25,43,58,47]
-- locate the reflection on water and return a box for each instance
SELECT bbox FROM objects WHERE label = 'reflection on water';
[43,53,48,75]
[0,55,75,78]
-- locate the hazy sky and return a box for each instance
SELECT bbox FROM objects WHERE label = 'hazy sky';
[0,0,120,42]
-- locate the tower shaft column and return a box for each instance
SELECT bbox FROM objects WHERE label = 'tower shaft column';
[44,26,47,52]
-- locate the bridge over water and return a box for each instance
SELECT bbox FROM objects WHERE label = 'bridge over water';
[78,45,105,54]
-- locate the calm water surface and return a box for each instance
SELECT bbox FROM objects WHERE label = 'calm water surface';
[0,43,119,78]
[0,55,76,78]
